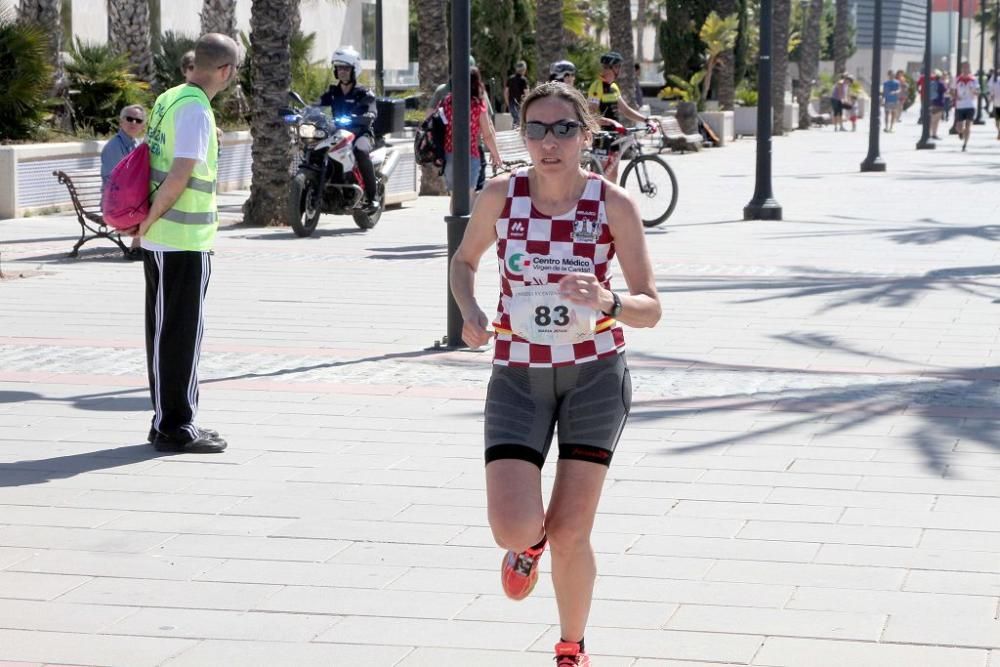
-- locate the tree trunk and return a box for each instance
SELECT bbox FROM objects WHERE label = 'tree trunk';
[201,0,237,39]
[733,0,749,90]
[417,0,449,195]
[797,0,822,128]
[634,0,647,62]
[535,0,563,76]
[716,0,738,110]
[609,0,637,105]
[18,0,62,93]
[108,0,154,83]
[833,0,849,76]
[243,0,296,226]
[771,0,790,135]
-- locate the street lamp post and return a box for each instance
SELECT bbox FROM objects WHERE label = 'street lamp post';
[744,0,782,220]
[862,0,886,171]
[375,0,384,96]
[444,0,472,348]
[918,0,937,148]
[951,0,966,133]
[975,0,987,123]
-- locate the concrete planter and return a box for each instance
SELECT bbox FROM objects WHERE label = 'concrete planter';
[734,106,761,135]
[494,113,514,131]
[783,103,800,132]
[0,131,419,220]
[700,110,734,145]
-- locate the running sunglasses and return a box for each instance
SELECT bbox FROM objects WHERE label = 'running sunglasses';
[524,120,583,140]
[124,116,145,124]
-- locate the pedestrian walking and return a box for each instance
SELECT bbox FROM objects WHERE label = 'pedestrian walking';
[441,67,503,211]
[831,74,852,131]
[504,60,530,128]
[882,69,900,132]
[449,81,661,667]
[101,104,146,259]
[988,69,1000,140]
[929,70,946,139]
[952,62,980,151]
[893,70,908,125]
[131,33,239,454]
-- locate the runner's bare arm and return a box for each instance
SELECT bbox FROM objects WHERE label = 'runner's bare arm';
[450,176,509,347]
[598,183,660,328]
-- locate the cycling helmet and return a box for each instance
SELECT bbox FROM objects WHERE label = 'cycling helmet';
[550,60,576,80]
[600,51,624,67]
[332,46,361,72]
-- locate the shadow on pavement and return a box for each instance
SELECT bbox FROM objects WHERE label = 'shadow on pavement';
[0,444,169,488]
[657,264,1000,311]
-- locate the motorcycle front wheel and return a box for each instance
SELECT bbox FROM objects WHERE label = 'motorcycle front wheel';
[352,180,385,230]
[289,172,321,237]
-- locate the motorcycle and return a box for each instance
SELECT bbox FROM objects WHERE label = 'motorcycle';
[283,92,398,237]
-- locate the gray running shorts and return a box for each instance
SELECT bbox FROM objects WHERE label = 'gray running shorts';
[484,353,631,468]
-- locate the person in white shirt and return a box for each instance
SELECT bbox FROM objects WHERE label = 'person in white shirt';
[988,69,1000,141]
[951,61,980,151]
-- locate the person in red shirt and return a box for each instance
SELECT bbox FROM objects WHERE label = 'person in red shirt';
[441,67,503,212]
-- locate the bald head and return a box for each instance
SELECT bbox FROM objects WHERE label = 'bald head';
[194,33,239,71]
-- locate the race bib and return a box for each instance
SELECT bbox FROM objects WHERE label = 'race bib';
[509,283,597,346]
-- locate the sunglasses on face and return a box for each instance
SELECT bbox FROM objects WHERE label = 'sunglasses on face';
[124,116,145,124]
[524,120,583,140]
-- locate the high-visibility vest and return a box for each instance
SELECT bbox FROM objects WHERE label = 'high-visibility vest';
[144,84,219,251]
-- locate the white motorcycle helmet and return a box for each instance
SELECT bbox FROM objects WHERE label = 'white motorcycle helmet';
[332,46,362,80]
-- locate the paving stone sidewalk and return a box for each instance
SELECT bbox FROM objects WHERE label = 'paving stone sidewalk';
[0,115,998,666]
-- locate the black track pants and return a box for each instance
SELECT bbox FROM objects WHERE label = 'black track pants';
[143,249,211,440]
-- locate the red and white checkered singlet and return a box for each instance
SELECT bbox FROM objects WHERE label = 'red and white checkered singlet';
[492,168,625,368]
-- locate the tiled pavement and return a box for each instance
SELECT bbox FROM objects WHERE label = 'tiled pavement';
[0,115,998,666]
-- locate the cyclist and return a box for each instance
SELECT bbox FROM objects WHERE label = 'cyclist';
[319,46,378,212]
[587,51,654,184]
[450,81,661,667]
[550,59,577,87]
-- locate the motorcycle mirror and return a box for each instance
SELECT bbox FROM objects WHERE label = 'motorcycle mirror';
[288,91,307,107]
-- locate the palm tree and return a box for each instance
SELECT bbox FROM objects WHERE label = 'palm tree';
[243,0,297,226]
[536,0,563,72]
[715,0,738,110]
[201,0,237,38]
[796,0,822,128]
[17,0,61,91]
[417,0,448,195]
[833,0,849,76]
[771,0,791,135]
[608,0,636,104]
[698,10,738,103]
[108,0,154,83]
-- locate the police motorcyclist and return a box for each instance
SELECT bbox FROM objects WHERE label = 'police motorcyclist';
[549,60,576,87]
[587,51,654,184]
[319,46,378,212]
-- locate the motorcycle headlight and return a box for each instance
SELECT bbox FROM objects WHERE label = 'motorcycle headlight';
[312,129,327,139]
[298,124,317,139]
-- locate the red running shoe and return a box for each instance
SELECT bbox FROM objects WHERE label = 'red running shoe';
[554,641,591,666]
[500,540,546,600]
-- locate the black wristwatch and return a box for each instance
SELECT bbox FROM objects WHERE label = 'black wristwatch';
[602,291,623,318]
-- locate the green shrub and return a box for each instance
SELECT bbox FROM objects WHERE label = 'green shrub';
[153,30,196,93]
[0,4,53,141]
[735,83,758,107]
[65,38,150,135]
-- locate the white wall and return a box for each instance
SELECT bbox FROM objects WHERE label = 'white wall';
[66,0,409,69]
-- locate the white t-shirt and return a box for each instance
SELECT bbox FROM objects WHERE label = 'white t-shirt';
[988,77,1000,102]
[953,76,980,109]
[142,101,213,252]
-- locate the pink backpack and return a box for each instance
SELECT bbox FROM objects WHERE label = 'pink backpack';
[102,143,152,231]
[102,94,201,231]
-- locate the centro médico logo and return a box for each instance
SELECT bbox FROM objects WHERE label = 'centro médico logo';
[507,252,532,274]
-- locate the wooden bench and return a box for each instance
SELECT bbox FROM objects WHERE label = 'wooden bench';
[656,115,703,153]
[489,129,531,172]
[53,170,129,258]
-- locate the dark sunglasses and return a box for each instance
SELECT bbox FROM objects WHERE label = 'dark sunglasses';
[124,116,145,124]
[524,120,583,140]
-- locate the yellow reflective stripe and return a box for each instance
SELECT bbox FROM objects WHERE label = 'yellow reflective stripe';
[161,208,217,225]
[150,168,217,194]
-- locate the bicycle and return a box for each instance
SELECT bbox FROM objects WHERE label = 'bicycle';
[586,125,678,227]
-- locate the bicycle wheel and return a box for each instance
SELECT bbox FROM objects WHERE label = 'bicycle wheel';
[619,154,678,227]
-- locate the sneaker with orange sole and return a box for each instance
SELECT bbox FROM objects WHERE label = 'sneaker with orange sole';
[554,641,590,666]
[500,540,546,600]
